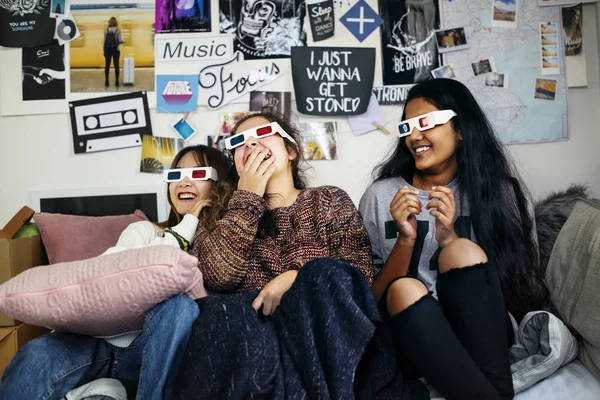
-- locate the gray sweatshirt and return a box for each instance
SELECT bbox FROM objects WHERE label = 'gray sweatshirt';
[358,176,472,295]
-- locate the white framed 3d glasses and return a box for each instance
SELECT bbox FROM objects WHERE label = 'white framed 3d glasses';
[397,110,457,137]
[163,167,219,183]
[225,121,297,150]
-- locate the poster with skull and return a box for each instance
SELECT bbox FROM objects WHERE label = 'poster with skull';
[0,0,56,47]
[379,0,441,85]
[220,0,308,59]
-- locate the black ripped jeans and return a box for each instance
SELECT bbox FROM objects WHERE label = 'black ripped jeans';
[104,49,120,84]
[380,262,515,400]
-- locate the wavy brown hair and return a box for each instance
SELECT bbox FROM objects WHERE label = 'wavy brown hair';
[229,108,308,237]
[108,17,118,27]
[163,145,235,233]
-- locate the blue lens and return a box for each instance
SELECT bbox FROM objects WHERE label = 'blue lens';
[399,122,410,134]
[167,171,181,181]
[230,135,245,147]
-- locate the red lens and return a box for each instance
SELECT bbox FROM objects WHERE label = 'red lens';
[256,126,273,136]
[191,169,207,179]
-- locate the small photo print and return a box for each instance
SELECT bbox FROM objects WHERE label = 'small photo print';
[542,46,558,57]
[492,0,517,29]
[431,65,456,79]
[171,117,197,141]
[540,23,557,35]
[542,57,559,68]
[219,112,247,135]
[534,78,557,101]
[50,0,66,17]
[562,3,583,56]
[434,27,468,53]
[541,34,558,46]
[140,135,185,174]
[297,122,338,161]
[471,58,496,76]
[485,73,509,88]
[249,91,292,120]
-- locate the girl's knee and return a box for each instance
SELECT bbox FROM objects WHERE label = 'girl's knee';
[386,278,428,316]
[438,238,488,274]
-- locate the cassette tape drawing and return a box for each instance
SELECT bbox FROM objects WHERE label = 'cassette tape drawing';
[69,91,153,154]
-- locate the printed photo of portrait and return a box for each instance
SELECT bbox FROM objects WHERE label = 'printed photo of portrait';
[471,58,495,76]
[534,78,557,101]
[485,73,508,88]
[431,64,455,79]
[156,0,211,33]
[434,27,468,53]
[562,3,582,56]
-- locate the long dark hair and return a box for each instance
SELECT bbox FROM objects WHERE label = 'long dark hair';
[230,108,308,237]
[164,145,235,233]
[375,78,548,320]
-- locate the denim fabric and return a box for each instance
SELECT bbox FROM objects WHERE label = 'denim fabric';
[0,295,198,400]
[175,258,403,400]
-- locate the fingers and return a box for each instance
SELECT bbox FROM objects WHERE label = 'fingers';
[427,186,455,210]
[252,292,264,312]
[256,153,276,175]
[248,148,270,173]
[429,209,453,226]
[242,145,263,173]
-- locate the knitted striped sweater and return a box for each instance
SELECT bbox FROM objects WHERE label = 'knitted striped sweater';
[192,186,373,292]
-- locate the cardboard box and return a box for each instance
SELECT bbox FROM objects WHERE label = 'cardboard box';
[0,206,48,326]
[0,323,50,378]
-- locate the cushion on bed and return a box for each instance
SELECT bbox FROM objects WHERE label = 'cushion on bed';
[545,199,600,381]
[34,210,148,264]
[0,246,207,336]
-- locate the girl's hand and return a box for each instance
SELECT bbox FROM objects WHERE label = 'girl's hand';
[390,187,422,242]
[252,270,299,316]
[189,199,212,218]
[426,186,458,248]
[237,146,277,197]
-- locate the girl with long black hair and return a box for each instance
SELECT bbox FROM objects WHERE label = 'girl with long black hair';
[359,78,548,400]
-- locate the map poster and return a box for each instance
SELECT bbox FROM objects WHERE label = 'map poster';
[443,1,568,144]
[379,0,441,85]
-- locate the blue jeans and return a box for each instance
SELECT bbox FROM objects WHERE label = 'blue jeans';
[0,295,199,400]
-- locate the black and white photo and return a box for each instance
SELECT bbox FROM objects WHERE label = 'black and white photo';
[470,58,496,76]
[431,64,455,79]
[485,72,509,88]
[22,40,66,101]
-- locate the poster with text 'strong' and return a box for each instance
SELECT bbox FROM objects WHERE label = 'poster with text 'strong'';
[379,0,441,86]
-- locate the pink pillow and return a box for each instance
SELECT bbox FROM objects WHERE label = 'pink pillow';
[0,246,207,336]
[34,210,148,264]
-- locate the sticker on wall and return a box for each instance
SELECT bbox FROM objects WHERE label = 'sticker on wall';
[156,74,199,113]
[22,40,66,101]
[340,0,382,43]
[249,91,292,120]
[155,34,233,65]
[198,51,283,109]
[372,86,411,105]
[307,0,335,42]
[155,0,211,33]
[69,91,153,154]
[291,46,375,116]
[297,122,338,161]
[379,0,440,86]
[0,0,56,48]
[140,135,185,174]
[49,0,66,17]
[55,15,81,46]
[220,0,308,59]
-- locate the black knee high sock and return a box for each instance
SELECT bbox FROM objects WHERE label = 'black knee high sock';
[390,294,501,400]
[437,263,514,400]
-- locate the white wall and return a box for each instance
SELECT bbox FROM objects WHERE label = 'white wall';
[1,2,599,226]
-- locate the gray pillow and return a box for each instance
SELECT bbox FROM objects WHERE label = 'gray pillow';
[545,199,600,380]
